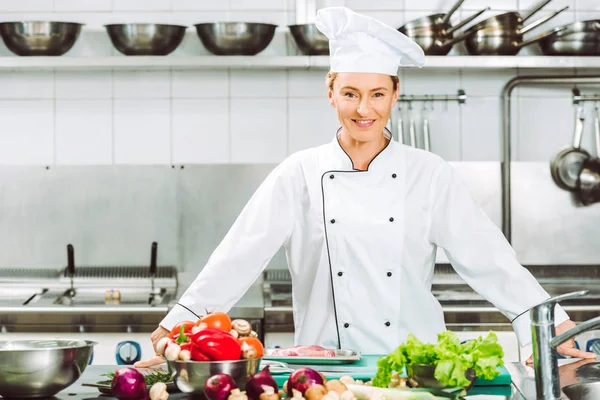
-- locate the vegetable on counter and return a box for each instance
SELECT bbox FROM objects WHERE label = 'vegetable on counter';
[111,367,148,400]
[205,373,238,400]
[101,370,172,386]
[286,367,326,397]
[371,330,504,389]
[149,382,169,400]
[245,365,278,400]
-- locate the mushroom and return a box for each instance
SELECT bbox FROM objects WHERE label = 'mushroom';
[178,349,191,361]
[155,337,170,356]
[291,389,305,400]
[232,319,252,336]
[340,391,356,400]
[259,385,279,400]
[229,389,249,400]
[164,343,181,361]
[322,391,340,400]
[305,384,327,400]
[241,341,258,359]
[325,380,347,395]
[149,382,169,400]
[230,329,240,339]
[338,376,355,386]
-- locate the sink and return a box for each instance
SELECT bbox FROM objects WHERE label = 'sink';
[563,382,600,400]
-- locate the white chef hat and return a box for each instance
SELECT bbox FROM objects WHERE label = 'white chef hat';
[315,7,425,75]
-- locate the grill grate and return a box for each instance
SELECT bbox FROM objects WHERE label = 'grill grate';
[59,265,177,280]
[264,269,291,282]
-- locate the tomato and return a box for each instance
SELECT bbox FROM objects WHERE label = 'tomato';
[238,336,264,358]
[196,312,232,332]
[169,320,196,339]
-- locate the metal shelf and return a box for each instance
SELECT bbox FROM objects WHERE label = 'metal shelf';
[0,55,599,70]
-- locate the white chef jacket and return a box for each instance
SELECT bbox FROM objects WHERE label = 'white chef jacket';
[161,130,569,354]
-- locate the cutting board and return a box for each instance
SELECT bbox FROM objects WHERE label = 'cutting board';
[272,355,511,388]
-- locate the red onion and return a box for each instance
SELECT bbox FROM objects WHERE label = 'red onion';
[245,366,278,400]
[111,367,148,400]
[204,373,238,400]
[286,367,324,396]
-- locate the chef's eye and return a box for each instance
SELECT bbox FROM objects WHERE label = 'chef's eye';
[374,92,384,98]
[344,92,357,98]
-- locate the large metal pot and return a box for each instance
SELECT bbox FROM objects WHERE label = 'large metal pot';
[399,0,488,55]
[0,21,82,56]
[538,20,600,56]
[464,5,569,55]
[288,23,328,55]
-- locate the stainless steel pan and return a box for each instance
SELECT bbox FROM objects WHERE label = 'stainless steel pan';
[550,105,591,192]
[399,0,488,55]
[464,6,568,55]
[538,20,600,56]
[577,106,600,205]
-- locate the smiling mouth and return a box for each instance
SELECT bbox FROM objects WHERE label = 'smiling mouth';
[352,119,376,128]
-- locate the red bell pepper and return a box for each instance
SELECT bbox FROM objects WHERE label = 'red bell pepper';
[192,328,242,361]
[190,344,211,361]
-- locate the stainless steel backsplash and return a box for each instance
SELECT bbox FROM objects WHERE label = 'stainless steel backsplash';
[0,162,598,277]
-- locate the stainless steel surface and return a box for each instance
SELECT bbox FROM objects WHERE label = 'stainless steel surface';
[407,364,475,391]
[501,76,600,244]
[397,90,467,104]
[398,6,488,55]
[538,20,600,55]
[167,358,261,394]
[0,21,82,56]
[465,24,565,55]
[577,157,600,205]
[0,339,95,398]
[563,381,600,400]
[105,23,186,56]
[531,291,600,400]
[195,22,277,55]
[289,23,328,55]
[263,349,361,364]
[550,105,590,192]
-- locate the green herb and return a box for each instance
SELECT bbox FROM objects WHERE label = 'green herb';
[99,370,172,386]
[372,331,504,389]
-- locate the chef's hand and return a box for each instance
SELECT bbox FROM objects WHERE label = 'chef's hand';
[151,325,169,352]
[525,319,597,365]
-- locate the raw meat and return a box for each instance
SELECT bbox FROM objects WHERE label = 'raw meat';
[270,345,337,357]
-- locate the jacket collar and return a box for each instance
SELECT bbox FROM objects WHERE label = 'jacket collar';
[329,128,394,172]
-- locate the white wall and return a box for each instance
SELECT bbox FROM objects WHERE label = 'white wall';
[0,0,599,166]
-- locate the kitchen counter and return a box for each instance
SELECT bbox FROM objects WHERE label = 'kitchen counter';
[48,364,521,400]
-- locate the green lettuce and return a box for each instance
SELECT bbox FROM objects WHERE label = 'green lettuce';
[371,331,504,389]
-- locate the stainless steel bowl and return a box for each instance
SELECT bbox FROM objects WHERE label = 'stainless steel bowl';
[194,22,277,55]
[289,24,329,55]
[407,364,476,391]
[105,23,187,56]
[0,339,95,398]
[167,358,261,394]
[0,21,83,56]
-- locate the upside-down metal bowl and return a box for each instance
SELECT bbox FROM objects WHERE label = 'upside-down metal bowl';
[167,358,261,394]
[289,23,329,55]
[105,23,187,56]
[0,339,96,398]
[194,22,277,55]
[0,21,83,56]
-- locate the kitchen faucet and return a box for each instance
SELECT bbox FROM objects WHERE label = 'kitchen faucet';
[531,290,600,400]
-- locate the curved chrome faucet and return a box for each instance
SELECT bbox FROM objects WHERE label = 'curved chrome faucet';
[531,291,600,399]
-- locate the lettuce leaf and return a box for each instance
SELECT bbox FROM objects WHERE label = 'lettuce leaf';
[371,331,504,389]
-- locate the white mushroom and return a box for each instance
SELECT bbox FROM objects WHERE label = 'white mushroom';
[149,382,169,400]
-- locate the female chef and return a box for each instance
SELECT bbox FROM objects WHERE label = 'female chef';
[149,7,593,361]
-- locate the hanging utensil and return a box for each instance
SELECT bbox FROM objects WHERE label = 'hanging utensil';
[550,104,591,191]
[396,103,404,144]
[422,100,431,152]
[408,101,417,148]
[577,103,600,205]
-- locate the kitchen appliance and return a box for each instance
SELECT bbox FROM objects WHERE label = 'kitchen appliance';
[0,21,82,56]
[105,23,187,56]
[0,242,178,366]
[194,22,277,56]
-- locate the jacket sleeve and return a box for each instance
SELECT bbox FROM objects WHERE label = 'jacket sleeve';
[160,158,297,330]
[428,162,569,347]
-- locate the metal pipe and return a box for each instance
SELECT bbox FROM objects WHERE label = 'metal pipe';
[501,75,600,243]
[573,91,600,104]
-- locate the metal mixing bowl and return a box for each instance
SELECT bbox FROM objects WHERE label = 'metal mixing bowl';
[0,339,96,398]
[0,21,83,56]
[105,23,187,56]
[289,24,329,55]
[167,358,261,394]
[407,364,476,391]
[194,22,277,55]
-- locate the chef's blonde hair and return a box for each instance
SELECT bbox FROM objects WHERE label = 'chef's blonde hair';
[326,71,399,92]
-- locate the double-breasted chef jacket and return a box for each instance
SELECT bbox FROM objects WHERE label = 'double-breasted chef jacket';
[161,129,568,354]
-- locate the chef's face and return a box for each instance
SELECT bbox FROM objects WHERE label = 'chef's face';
[328,72,399,143]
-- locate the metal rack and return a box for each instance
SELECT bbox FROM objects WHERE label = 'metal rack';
[397,89,467,104]
[572,88,600,104]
